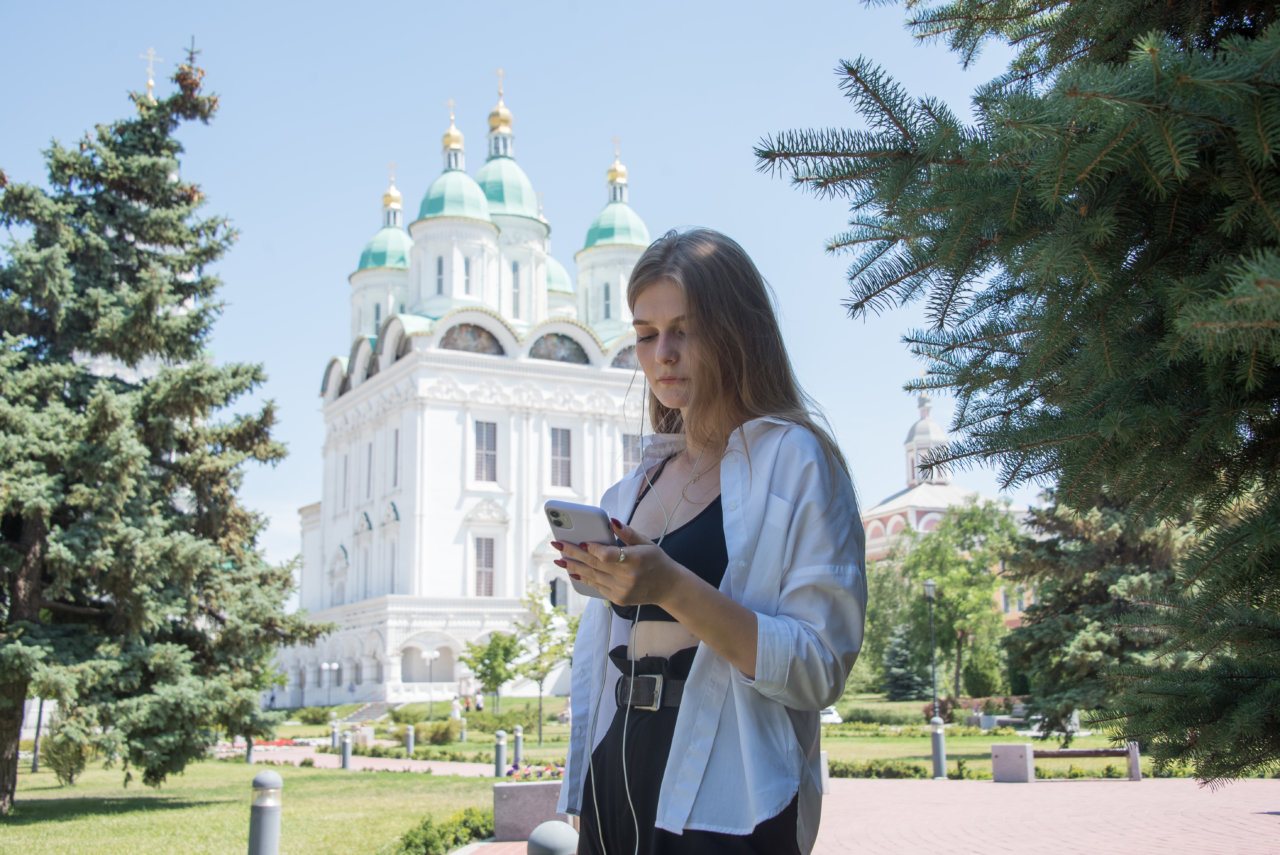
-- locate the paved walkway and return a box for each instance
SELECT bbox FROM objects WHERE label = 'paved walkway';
[242,746,1279,853]
[460,777,1279,855]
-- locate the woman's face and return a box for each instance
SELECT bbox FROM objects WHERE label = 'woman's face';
[632,278,698,414]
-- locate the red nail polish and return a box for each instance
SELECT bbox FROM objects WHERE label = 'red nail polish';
[578,542,589,550]
[569,574,581,580]
[550,541,564,550]
[554,559,567,568]
[610,518,623,529]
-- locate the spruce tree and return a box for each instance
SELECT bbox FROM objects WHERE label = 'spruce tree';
[1004,490,1193,743]
[881,624,930,701]
[0,50,324,813]
[758,1,1280,779]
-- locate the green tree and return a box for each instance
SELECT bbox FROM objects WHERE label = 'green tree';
[899,501,1018,699]
[758,0,1280,782]
[0,51,325,813]
[1004,490,1193,742]
[854,552,914,691]
[513,583,574,745]
[881,624,930,701]
[460,632,520,716]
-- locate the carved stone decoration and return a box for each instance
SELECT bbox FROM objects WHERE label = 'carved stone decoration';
[472,379,512,406]
[421,375,466,402]
[586,390,618,415]
[441,323,505,355]
[465,497,510,524]
[530,333,589,364]
[611,346,638,369]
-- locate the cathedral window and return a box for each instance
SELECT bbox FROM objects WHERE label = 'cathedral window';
[475,421,498,481]
[391,429,399,488]
[374,303,381,327]
[603,282,611,320]
[623,433,642,471]
[475,536,495,596]
[551,428,572,487]
[464,257,471,294]
[511,261,521,319]
[436,256,444,295]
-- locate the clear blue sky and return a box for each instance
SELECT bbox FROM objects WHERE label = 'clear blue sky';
[1,0,1035,565]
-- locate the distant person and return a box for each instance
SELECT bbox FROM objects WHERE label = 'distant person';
[476,694,484,712]
[451,696,462,720]
[553,229,866,854]
[465,696,472,713]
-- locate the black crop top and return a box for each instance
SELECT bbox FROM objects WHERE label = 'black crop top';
[612,460,729,622]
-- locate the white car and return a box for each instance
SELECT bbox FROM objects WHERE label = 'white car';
[819,707,843,724]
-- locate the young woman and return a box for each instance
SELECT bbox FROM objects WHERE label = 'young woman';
[553,228,866,855]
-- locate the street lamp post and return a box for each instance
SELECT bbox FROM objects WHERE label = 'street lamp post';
[427,650,441,719]
[320,661,339,708]
[924,579,938,719]
[924,579,947,780]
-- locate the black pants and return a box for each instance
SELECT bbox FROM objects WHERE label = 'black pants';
[577,647,799,855]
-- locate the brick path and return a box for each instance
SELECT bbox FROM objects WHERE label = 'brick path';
[245,746,1279,853]
[460,777,1279,854]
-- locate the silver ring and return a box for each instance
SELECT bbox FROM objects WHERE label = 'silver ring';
[617,549,627,563]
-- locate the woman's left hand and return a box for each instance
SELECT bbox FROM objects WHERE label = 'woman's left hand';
[552,518,684,607]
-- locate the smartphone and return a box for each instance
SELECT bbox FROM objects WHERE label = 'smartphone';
[544,500,613,599]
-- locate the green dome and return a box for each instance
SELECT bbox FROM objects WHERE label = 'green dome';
[546,256,574,294]
[583,201,650,250]
[475,157,538,218]
[419,170,492,222]
[357,226,412,270]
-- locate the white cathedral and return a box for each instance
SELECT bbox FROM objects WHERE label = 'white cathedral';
[277,87,652,707]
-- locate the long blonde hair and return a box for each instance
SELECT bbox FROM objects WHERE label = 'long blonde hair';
[627,228,849,477]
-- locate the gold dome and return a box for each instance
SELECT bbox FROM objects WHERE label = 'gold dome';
[488,96,513,132]
[382,179,402,208]
[607,155,628,184]
[442,119,464,150]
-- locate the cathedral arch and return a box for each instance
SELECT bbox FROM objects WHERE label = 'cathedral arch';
[609,344,638,369]
[321,357,349,404]
[530,333,590,364]
[347,337,377,390]
[433,308,520,356]
[523,321,602,366]
[866,520,886,541]
[378,315,435,367]
[887,516,907,536]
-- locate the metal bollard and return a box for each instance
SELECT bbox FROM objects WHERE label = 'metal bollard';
[494,730,507,777]
[460,716,467,743]
[405,724,415,756]
[341,730,352,770]
[930,716,948,780]
[513,724,523,768]
[330,723,339,751]
[248,769,283,855]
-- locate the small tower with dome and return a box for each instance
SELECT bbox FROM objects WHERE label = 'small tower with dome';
[576,142,650,343]
[349,171,412,340]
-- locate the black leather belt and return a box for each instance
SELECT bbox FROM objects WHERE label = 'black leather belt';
[615,673,684,711]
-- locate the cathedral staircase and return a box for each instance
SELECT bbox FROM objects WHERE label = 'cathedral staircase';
[341,702,391,723]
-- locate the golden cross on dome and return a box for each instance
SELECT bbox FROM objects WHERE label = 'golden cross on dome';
[388,161,397,184]
[612,136,620,158]
[537,192,545,217]
[496,67,505,98]
[139,47,163,102]
[446,98,456,122]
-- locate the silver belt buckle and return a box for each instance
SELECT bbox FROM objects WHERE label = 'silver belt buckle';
[637,674,663,711]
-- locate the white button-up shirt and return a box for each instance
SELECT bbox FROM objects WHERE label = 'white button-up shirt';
[557,418,867,853]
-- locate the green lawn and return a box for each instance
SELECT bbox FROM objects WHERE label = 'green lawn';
[9,759,493,855]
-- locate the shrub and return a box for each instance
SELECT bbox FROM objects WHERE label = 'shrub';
[296,707,332,725]
[841,707,920,726]
[42,719,94,787]
[390,705,427,726]
[920,696,961,723]
[415,719,462,746]
[299,757,315,768]
[463,708,537,733]
[828,759,928,779]
[394,807,494,855]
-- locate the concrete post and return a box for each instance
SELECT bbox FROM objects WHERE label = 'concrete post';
[991,743,1035,783]
[405,724,415,756]
[494,729,507,777]
[1127,741,1143,781]
[341,730,352,770]
[248,769,283,855]
[330,722,339,751]
[930,716,948,780]
[513,724,523,768]
[460,716,467,743]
